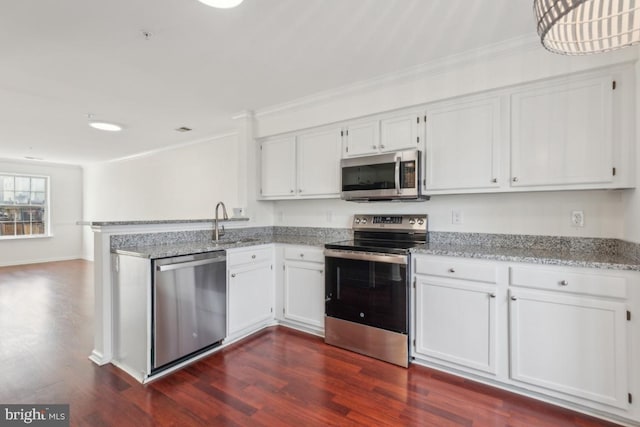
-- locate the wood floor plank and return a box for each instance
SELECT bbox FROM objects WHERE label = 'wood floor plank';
[0,260,625,426]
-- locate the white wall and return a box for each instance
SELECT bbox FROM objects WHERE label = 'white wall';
[83,134,241,221]
[274,190,624,238]
[0,159,83,266]
[81,133,274,260]
[255,37,638,139]
[622,50,640,244]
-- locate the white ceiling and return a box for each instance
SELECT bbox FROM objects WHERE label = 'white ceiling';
[0,0,537,165]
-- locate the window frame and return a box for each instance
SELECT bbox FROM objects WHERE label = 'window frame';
[0,173,51,240]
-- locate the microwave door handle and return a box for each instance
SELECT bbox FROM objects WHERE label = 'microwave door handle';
[395,156,401,194]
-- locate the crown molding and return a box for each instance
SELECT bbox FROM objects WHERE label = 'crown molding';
[231,110,255,120]
[0,157,83,169]
[255,33,541,119]
[95,131,238,165]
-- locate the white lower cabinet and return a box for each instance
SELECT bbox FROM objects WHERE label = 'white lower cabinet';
[226,245,275,339]
[280,246,325,333]
[412,254,639,425]
[413,256,498,377]
[509,266,629,410]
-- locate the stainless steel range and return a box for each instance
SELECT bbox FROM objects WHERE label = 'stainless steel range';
[324,214,427,367]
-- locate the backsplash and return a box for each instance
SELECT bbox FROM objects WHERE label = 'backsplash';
[617,239,640,263]
[428,232,620,256]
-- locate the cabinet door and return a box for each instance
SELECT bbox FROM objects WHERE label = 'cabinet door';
[510,76,614,187]
[297,128,342,197]
[344,121,380,157]
[228,262,273,336]
[509,289,628,409]
[379,112,421,153]
[283,261,324,328]
[425,97,501,191]
[260,136,296,198]
[415,277,497,375]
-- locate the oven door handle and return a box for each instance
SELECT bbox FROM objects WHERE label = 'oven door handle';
[324,249,407,265]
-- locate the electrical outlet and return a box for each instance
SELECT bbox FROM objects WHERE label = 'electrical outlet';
[571,210,584,227]
[452,209,463,225]
[326,211,333,222]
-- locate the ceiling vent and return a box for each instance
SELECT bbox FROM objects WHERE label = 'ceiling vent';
[175,127,192,132]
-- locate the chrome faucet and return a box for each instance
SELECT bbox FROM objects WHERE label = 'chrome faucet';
[214,201,229,241]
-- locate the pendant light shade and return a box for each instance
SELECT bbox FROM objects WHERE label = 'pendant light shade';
[534,0,640,55]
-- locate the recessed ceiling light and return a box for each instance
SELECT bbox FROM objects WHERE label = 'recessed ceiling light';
[198,0,244,9]
[89,121,123,132]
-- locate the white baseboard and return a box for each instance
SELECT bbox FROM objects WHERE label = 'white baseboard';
[0,255,85,268]
[88,350,110,366]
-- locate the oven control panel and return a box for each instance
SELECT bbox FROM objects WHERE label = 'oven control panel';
[352,214,427,231]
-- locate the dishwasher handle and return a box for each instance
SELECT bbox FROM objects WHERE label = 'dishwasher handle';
[157,255,226,272]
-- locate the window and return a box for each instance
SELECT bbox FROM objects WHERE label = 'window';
[0,174,49,238]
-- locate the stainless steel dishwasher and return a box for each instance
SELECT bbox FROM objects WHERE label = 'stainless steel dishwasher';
[152,251,226,373]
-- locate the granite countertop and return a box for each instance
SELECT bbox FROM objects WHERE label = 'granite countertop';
[110,226,640,271]
[412,243,640,271]
[80,217,249,227]
[113,235,332,259]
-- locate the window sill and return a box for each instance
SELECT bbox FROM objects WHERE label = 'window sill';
[0,233,53,241]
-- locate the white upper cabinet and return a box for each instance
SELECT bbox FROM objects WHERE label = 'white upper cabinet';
[260,136,296,198]
[296,128,342,197]
[510,74,614,188]
[344,111,422,157]
[425,96,501,192]
[260,64,634,198]
[379,111,422,153]
[343,120,380,157]
[260,127,342,199]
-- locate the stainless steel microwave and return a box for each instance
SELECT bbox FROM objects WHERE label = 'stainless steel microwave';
[340,149,428,201]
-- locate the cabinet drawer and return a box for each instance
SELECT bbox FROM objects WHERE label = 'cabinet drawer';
[284,246,324,263]
[414,256,496,283]
[227,246,272,267]
[510,266,627,299]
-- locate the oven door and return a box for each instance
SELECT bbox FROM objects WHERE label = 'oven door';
[324,249,408,334]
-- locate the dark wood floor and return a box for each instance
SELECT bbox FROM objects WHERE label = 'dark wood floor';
[0,260,621,426]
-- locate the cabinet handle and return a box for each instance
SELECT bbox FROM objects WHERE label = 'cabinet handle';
[231,273,236,278]
[300,253,304,258]
[319,270,323,274]
[290,189,294,193]
[380,144,385,149]
[510,296,517,301]
[251,254,256,259]
[448,268,455,273]
[489,293,496,298]
[299,189,303,193]
[491,178,497,183]
[512,177,518,182]
[372,145,377,149]
[558,280,568,286]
